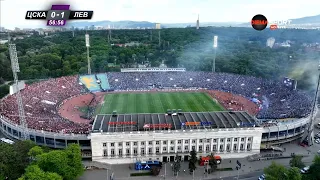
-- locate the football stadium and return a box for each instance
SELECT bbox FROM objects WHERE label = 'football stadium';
[0,68,312,164]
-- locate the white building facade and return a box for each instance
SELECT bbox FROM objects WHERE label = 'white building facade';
[91,127,263,164]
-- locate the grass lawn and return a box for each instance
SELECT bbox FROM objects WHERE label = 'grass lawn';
[96,92,224,114]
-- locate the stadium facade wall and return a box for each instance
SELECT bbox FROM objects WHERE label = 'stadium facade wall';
[90,127,263,164]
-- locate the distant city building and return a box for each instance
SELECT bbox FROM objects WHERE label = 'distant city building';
[14,27,20,32]
[90,25,95,30]
[266,37,275,48]
[155,23,161,29]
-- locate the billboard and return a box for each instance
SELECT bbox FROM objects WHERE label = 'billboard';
[108,122,136,125]
[143,124,172,128]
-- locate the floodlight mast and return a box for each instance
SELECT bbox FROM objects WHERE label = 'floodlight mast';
[8,43,29,140]
[85,34,91,74]
[212,36,218,72]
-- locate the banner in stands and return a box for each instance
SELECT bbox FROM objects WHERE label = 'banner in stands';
[143,124,172,128]
[181,122,212,126]
[108,122,137,125]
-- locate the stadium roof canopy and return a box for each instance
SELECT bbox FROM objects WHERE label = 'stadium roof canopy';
[92,111,259,133]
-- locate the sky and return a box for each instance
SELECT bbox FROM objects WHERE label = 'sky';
[1,0,320,29]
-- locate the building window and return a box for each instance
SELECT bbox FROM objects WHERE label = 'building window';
[141,142,145,145]
[111,149,115,156]
[163,141,167,145]
[220,138,224,143]
[227,144,231,152]
[111,143,115,147]
[185,140,189,144]
[199,145,203,152]
[149,148,152,154]
[156,147,160,153]
[134,148,138,155]
[141,148,145,155]
[192,146,195,150]
[241,138,245,142]
[206,145,210,152]
[103,143,107,147]
[163,147,167,152]
[227,138,231,142]
[149,141,152,145]
[119,149,123,156]
[170,147,174,151]
[171,140,174,144]
[219,145,224,152]
[103,150,108,156]
[233,144,237,151]
[156,141,160,145]
[177,146,181,150]
[213,145,217,151]
[248,137,252,141]
[126,142,130,146]
[184,146,188,151]
[192,140,196,144]
[118,142,122,146]
[247,144,251,151]
[134,142,137,146]
[178,140,182,144]
[213,139,217,143]
[240,144,245,151]
[234,138,238,142]
[126,149,130,155]
[206,139,210,143]
[199,139,203,143]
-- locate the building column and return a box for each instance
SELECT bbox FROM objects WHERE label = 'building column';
[152,141,156,156]
[137,141,141,156]
[168,140,171,153]
[182,139,185,153]
[217,138,221,153]
[244,137,248,152]
[145,141,149,156]
[230,137,234,153]
[237,138,241,153]
[160,141,163,154]
[189,139,192,152]
[210,138,213,152]
[107,142,111,158]
[130,142,134,158]
[174,140,178,153]
[115,142,119,157]
[224,138,227,152]
[196,139,199,152]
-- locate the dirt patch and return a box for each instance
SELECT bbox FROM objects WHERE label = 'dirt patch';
[206,90,259,116]
[58,94,94,124]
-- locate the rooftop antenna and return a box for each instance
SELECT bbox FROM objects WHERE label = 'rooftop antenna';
[196,14,199,29]
[8,36,29,140]
[212,35,218,72]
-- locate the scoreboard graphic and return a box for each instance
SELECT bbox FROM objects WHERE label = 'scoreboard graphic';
[25,5,93,26]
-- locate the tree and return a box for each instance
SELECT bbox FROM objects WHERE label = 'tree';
[189,149,197,174]
[18,165,62,180]
[150,166,161,176]
[290,155,305,169]
[28,146,44,162]
[173,154,181,176]
[35,144,83,180]
[264,162,301,180]
[208,153,218,174]
[305,155,320,180]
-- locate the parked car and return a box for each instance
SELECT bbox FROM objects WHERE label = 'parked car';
[315,139,320,144]
[258,174,265,180]
[300,166,310,174]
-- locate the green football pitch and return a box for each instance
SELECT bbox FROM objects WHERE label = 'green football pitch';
[95,92,225,114]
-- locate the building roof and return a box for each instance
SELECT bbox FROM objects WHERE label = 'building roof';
[92,111,259,133]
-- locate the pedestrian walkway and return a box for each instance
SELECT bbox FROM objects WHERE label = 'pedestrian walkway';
[80,142,318,180]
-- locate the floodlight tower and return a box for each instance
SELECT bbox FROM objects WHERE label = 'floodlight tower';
[301,62,320,146]
[212,35,218,72]
[85,34,91,74]
[8,43,29,140]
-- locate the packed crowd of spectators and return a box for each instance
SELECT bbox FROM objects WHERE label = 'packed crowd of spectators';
[0,72,313,134]
[107,72,313,119]
[0,76,91,134]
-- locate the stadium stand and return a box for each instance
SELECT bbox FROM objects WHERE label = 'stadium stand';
[80,75,101,92]
[96,73,110,90]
